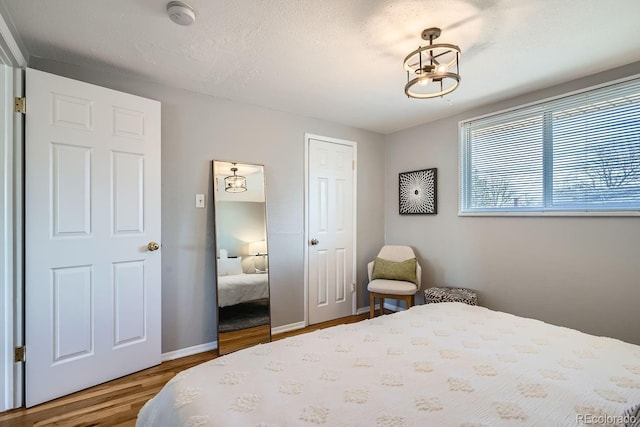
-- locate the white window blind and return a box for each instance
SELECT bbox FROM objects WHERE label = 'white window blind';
[460,77,640,215]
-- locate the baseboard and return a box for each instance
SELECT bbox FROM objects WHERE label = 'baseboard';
[357,302,407,315]
[384,301,402,311]
[271,321,306,335]
[356,306,375,315]
[161,313,375,361]
[161,341,218,362]
[161,321,310,361]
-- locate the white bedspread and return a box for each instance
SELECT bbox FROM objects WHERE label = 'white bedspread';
[217,273,269,307]
[137,303,640,426]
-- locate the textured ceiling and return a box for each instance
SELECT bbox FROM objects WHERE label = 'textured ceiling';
[2,0,640,134]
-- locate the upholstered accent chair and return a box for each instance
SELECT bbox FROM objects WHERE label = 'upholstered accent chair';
[367,245,421,319]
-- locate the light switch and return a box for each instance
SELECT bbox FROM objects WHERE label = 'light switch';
[195,194,205,208]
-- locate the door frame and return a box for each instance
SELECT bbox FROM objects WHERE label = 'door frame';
[0,65,24,412]
[303,133,357,326]
[1,62,13,413]
[1,7,27,411]
[0,66,24,412]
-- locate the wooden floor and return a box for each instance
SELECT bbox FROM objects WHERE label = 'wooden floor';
[0,312,369,427]
[218,324,271,355]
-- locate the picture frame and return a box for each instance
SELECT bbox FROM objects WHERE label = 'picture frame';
[399,168,437,215]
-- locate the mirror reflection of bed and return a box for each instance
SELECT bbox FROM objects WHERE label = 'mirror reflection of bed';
[212,161,271,355]
[217,251,269,331]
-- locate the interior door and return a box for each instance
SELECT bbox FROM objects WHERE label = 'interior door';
[25,68,161,407]
[307,135,356,325]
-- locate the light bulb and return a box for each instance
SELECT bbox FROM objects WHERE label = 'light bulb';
[418,76,432,86]
[436,64,448,73]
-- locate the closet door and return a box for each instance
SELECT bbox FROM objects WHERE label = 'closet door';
[307,135,356,325]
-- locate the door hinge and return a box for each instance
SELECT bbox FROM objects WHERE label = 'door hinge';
[14,346,25,363]
[14,97,26,114]
[351,283,356,292]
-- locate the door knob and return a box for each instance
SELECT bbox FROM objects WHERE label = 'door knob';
[310,238,319,246]
[147,242,160,251]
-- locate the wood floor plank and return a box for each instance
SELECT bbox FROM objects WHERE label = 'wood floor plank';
[32,388,159,426]
[0,313,372,426]
[218,324,271,354]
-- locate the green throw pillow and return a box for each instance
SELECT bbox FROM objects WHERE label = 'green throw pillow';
[371,257,417,284]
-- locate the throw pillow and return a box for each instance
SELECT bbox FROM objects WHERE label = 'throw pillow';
[371,257,417,284]
[217,257,243,276]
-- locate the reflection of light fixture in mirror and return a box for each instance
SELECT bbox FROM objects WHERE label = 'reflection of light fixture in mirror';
[403,27,461,99]
[248,240,268,273]
[224,164,247,193]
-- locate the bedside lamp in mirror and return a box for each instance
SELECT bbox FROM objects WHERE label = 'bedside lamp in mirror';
[248,240,268,273]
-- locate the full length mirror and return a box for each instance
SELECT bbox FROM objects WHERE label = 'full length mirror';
[212,160,270,355]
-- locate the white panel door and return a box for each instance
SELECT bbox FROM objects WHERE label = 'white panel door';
[25,68,161,407]
[307,136,356,325]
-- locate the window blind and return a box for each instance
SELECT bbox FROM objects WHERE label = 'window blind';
[460,77,640,215]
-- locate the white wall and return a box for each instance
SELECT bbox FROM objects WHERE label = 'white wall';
[385,62,640,345]
[30,57,386,353]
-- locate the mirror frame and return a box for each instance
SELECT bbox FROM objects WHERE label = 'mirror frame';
[212,160,271,355]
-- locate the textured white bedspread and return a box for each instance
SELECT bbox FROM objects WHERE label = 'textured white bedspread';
[217,273,269,308]
[137,303,640,426]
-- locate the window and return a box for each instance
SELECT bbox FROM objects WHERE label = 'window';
[460,77,640,215]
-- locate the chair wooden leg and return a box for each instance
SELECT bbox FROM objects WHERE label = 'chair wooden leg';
[370,294,416,318]
[369,294,375,319]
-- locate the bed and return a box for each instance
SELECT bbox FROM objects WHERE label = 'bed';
[217,272,269,308]
[217,256,269,308]
[137,303,640,426]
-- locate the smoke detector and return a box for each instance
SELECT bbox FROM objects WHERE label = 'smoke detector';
[167,1,196,26]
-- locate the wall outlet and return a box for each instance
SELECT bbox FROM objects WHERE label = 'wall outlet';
[195,194,205,208]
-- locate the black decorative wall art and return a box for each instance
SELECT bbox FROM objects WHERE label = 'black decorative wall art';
[399,168,437,214]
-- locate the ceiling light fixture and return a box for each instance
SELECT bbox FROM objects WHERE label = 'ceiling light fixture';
[166,1,196,26]
[224,164,247,193]
[403,28,461,99]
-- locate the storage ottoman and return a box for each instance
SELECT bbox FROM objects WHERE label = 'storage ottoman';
[424,287,478,305]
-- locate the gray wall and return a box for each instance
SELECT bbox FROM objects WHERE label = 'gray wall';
[31,57,386,353]
[31,56,638,353]
[216,202,266,258]
[385,62,640,345]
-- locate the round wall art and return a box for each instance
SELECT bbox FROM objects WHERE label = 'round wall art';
[399,168,437,214]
